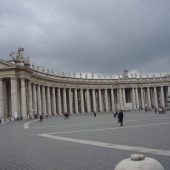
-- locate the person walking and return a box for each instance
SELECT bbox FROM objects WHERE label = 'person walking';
[118,110,124,126]
[40,114,43,123]
[64,112,70,119]
[114,111,118,118]
[93,112,96,117]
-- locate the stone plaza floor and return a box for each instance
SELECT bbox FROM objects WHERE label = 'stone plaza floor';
[0,110,170,170]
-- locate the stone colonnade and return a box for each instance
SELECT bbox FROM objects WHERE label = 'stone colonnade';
[0,77,170,123]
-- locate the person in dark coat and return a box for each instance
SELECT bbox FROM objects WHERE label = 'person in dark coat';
[64,112,70,119]
[118,110,124,126]
[40,115,43,123]
[93,112,96,117]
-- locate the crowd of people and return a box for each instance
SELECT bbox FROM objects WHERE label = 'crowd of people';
[27,106,168,125]
[144,106,167,114]
[154,107,167,114]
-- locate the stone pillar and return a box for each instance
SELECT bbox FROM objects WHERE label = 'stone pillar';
[28,81,33,117]
[111,89,115,111]
[147,87,151,108]
[92,89,96,112]
[37,84,42,115]
[63,88,67,113]
[33,84,37,114]
[11,78,18,119]
[20,79,27,118]
[98,89,103,112]
[42,86,46,115]
[57,88,62,114]
[0,79,4,122]
[104,89,109,112]
[122,88,126,108]
[119,88,123,110]
[86,89,91,113]
[168,86,170,96]
[74,89,78,113]
[160,86,165,107]
[140,88,144,109]
[132,88,136,109]
[135,88,139,109]
[68,88,73,114]
[47,87,51,115]
[80,89,84,113]
[154,87,158,108]
[52,87,56,115]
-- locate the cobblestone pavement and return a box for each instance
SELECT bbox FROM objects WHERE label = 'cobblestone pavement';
[0,111,170,170]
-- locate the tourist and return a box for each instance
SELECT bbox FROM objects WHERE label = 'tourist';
[114,111,118,118]
[159,108,162,114]
[39,114,43,123]
[118,110,124,126]
[93,111,96,117]
[64,112,70,119]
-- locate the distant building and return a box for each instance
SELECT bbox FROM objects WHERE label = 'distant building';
[0,48,170,123]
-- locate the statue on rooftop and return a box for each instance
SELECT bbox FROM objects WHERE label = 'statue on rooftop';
[92,73,94,79]
[10,51,15,60]
[123,70,129,79]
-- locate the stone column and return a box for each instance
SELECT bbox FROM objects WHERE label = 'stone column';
[154,87,158,108]
[37,84,42,115]
[20,79,27,118]
[52,87,56,115]
[11,78,18,119]
[98,89,103,112]
[140,87,144,109]
[104,89,109,112]
[168,86,170,96]
[47,87,51,115]
[135,88,139,109]
[57,88,62,114]
[74,89,78,113]
[160,86,165,107]
[68,88,73,114]
[42,86,46,115]
[63,88,67,113]
[111,89,115,111]
[119,88,123,110]
[167,86,170,108]
[33,84,37,114]
[122,88,126,108]
[0,79,4,122]
[86,89,91,113]
[132,88,136,109]
[28,81,33,117]
[80,89,84,113]
[92,89,96,112]
[147,87,151,108]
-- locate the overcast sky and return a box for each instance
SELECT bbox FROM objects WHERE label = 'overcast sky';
[0,0,170,75]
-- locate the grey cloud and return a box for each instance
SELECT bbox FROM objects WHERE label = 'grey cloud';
[0,0,170,75]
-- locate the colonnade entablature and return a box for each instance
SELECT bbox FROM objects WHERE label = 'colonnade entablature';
[0,48,170,123]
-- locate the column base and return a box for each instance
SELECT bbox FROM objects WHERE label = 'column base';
[0,118,5,124]
[11,117,14,121]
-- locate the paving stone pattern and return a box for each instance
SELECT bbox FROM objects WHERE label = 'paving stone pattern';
[0,111,170,170]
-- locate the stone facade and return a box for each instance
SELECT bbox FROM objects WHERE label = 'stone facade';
[0,49,170,123]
